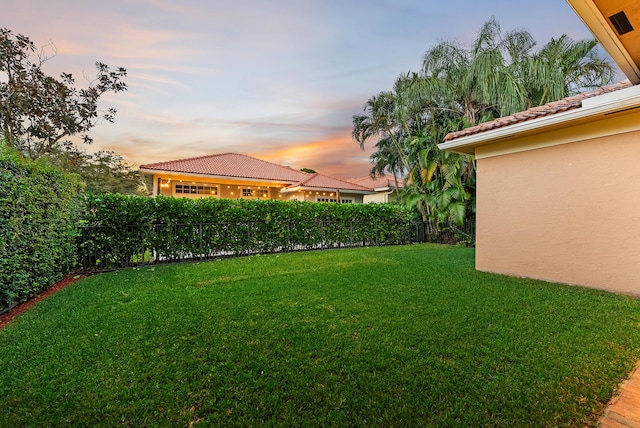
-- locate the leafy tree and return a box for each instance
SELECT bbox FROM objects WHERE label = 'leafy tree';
[354,17,613,225]
[526,34,613,107]
[0,28,127,160]
[300,167,317,174]
[41,148,149,195]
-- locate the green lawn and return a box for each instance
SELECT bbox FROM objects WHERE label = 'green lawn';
[1,244,640,427]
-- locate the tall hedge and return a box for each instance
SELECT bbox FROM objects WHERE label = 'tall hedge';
[82,194,412,226]
[0,148,83,313]
[79,194,415,269]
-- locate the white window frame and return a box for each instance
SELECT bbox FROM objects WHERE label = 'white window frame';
[241,188,269,198]
[175,183,219,196]
[316,197,353,203]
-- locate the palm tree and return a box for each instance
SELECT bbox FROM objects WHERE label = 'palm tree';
[353,17,613,226]
[358,17,614,226]
[525,35,614,107]
[369,136,403,179]
[352,91,412,175]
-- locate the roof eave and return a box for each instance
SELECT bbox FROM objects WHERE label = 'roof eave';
[373,186,401,192]
[565,0,640,84]
[439,84,640,154]
[281,186,374,195]
[138,168,298,185]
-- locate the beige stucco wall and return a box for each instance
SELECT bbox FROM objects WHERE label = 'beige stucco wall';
[363,191,399,204]
[476,128,640,295]
[146,173,368,203]
[148,174,285,200]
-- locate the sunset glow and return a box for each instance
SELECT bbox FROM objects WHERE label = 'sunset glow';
[3,0,597,177]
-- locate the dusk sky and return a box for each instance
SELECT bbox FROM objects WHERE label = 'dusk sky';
[2,1,614,178]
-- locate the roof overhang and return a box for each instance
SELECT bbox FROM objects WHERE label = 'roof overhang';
[280,185,374,195]
[138,168,298,186]
[438,83,640,154]
[566,0,640,84]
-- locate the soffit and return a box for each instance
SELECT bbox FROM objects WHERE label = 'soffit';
[567,0,640,83]
[594,0,640,70]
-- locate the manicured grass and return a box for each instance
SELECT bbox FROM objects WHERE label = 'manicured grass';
[1,244,640,427]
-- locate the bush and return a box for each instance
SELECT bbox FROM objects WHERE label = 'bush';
[78,194,415,270]
[0,147,83,313]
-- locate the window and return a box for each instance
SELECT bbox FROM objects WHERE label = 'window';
[175,184,218,195]
[316,197,353,203]
[242,188,268,198]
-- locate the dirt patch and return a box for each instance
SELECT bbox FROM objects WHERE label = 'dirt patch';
[0,275,84,330]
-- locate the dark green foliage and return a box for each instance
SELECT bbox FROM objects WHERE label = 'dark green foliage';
[41,149,148,195]
[0,28,127,159]
[0,147,83,312]
[78,194,415,270]
[354,19,613,227]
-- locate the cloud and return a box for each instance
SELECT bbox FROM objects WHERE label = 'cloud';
[252,131,375,179]
[3,0,603,182]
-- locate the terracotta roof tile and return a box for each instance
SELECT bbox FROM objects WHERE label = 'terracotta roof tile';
[292,173,373,192]
[140,153,310,182]
[350,174,404,190]
[140,152,374,193]
[444,80,633,142]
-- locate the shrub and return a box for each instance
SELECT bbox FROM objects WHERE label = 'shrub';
[78,194,415,269]
[0,147,83,313]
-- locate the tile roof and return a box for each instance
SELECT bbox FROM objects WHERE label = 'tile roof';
[140,152,310,182]
[291,173,373,192]
[444,80,633,142]
[140,152,374,193]
[350,174,404,190]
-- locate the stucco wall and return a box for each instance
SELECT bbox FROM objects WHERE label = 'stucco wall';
[146,174,367,203]
[476,130,640,295]
[363,191,398,204]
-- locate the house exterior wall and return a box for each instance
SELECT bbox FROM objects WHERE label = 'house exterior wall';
[286,192,364,203]
[146,173,368,203]
[476,127,640,295]
[148,174,285,200]
[363,191,398,204]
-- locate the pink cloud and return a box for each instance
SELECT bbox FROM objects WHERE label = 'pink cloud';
[251,132,375,179]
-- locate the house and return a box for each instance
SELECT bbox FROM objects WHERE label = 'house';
[139,152,375,203]
[350,174,404,203]
[438,0,640,295]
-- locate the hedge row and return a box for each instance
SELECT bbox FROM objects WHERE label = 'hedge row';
[0,149,83,313]
[78,194,415,270]
[82,194,413,226]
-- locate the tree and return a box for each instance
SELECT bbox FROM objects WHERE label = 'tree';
[526,35,614,107]
[0,28,127,160]
[354,17,613,225]
[41,148,149,195]
[352,91,412,175]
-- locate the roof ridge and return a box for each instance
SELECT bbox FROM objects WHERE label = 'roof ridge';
[140,152,234,168]
[314,172,373,191]
[348,173,404,190]
[140,152,314,175]
[318,173,368,190]
[296,172,319,186]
